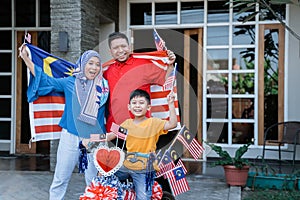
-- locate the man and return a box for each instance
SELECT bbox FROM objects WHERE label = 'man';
[103,32,176,131]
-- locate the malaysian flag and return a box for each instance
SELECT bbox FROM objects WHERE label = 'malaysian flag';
[153,29,166,51]
[166,166,190,196]
[25,44,76,141]
[151,29,181,129]
[156,150,175,178]
[176,125,205,160]
[110,122,128,140]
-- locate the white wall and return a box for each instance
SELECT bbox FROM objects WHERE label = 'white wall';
[98,23,115,63]
[287,5,300,121]
[286,5,300,160]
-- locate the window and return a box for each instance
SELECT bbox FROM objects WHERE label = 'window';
[155,2,177,25]
[130,3,152,25]
[129,1,205,26]
[16,0,36,27]
[0,31,12,50]
[0,0,12,27]
[207,1,229,23]
[0,53,12,73]
[181,1,204,24]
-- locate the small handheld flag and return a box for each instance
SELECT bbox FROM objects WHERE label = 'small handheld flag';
[110,122,128,140]
[24,32,31,44]
[153,29,166,51]
[110,122,128,150]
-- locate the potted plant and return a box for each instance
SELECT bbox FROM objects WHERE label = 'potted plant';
[205,142,252,186]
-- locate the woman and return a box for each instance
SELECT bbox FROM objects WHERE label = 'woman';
[19,46,109,200]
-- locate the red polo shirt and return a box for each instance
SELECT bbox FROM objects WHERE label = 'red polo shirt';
[103,55,167,131]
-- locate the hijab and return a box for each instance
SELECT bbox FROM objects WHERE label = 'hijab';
[74,50,109,125]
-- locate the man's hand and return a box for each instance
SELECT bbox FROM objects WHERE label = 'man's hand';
[167,50,176,65]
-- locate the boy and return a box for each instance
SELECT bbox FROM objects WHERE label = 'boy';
[107,89,177,200]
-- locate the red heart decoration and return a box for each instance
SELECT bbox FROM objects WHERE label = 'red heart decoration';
[94,146,124,176]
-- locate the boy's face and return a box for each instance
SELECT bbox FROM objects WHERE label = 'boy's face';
[128,96,150,118]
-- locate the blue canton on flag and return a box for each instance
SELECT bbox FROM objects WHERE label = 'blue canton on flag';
[153,29,166,51]
[174,166,185,181]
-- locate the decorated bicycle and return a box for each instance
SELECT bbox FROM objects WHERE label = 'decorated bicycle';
[79,123,204,200]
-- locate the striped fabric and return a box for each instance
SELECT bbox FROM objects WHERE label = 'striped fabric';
[30,96,65,141]
[150,85,181,130]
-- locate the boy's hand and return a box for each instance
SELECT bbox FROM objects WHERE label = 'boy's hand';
[167,91,175,104]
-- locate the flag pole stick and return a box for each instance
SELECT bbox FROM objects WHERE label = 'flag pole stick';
[170,63,177,93]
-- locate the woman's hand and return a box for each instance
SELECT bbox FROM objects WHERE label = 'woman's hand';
[18,44,36,76]
[18,44,29,59]
[82,138,90,148]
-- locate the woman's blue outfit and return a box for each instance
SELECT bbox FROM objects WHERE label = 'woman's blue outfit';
[27,51,109,200]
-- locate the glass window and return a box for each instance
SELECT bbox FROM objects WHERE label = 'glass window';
[207,98,228,119]
[0,0,12,27]
[0,76,11,95]
[207,1,229,23]
[232,98,254,119]
[207,122,228,143]
[0,98,11,118]
[232,73,255,94]
[0,31,12,50]
[232,122,254,144]
[130,3,152,25]
[232,48,255,70]
[207,49,229,70]
[0,53,12,73]
[0,121,11,139]
[181,1,204,24]
[260,4,286,21]
[206,73,228,94]
[16,0,36,27]
[155,3,177,25]
[38,31,51,51]
[40,0,50,27]
[233,25,255,45]
[233,3,255,22]
[207,26,229,45]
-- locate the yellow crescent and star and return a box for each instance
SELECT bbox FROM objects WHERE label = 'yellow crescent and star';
[43,56,75,77]
[183,129,191,140]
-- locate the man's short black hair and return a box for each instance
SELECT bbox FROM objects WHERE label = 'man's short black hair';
[129,89,150,104]
[108,32,129,48]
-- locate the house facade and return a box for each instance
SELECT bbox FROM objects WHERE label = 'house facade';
[1,0,300,165]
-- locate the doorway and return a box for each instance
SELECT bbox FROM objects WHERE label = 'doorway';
[16,31,50,154]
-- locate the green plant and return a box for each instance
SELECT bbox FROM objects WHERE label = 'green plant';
[205,142,251,169]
